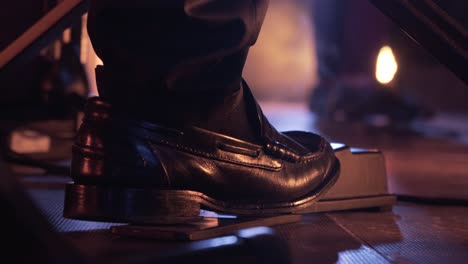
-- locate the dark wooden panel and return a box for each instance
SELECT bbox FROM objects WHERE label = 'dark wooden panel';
[26,184,468,263]
[28,188,389,263]
[275,214,389,264]
[329,203,468,264]
[111,215,300,241]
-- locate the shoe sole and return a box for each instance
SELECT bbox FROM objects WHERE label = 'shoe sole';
[63,158,340,224]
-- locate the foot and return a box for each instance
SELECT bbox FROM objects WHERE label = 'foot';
[64,81,340,223]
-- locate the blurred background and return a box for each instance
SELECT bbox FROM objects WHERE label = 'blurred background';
[1,0,467,201]
[1,1,468,263]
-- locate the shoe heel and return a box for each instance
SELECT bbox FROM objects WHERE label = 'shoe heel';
[63,184,201,224]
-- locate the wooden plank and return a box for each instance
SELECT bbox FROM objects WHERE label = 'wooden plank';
[0,0,88,70]
[302,195,396,214]
[275,214,389,264]
[329,204,468,263]
[110,214,301,241]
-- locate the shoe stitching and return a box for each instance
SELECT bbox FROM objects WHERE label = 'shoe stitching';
[153,139,283,171]
[152,136,327,166]
[128,121,328,165]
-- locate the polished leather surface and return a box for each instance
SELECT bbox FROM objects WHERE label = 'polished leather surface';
[72,83,337,203]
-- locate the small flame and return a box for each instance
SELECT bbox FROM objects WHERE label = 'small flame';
[375,46,398,84]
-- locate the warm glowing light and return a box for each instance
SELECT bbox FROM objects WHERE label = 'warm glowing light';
[375,46,398,84]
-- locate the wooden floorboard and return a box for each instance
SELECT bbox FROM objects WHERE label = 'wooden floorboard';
[328,203,468,264]
[25,188,468,263]
[275,214,389,264]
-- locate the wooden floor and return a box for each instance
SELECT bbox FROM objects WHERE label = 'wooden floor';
[10,102,468,263]
[25,187,468,264]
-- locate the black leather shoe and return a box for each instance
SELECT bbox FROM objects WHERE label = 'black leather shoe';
[64,83,340,223]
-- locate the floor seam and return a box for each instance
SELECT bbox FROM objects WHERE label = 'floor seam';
[326,213,392,263]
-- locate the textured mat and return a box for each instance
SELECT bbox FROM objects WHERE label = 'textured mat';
[27,189,120,233]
